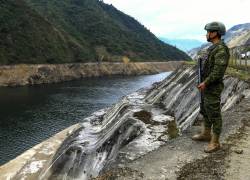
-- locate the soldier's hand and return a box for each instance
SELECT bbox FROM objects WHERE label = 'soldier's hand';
[197,82,206,91]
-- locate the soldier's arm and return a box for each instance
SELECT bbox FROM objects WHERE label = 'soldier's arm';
[204,47,229,86]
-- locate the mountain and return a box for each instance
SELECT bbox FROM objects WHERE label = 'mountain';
[188,23,250,59]
[25,0,190,61]
[0,0,90,65]
[224,23,250,48]
[0,0,190,65]
[187,43,210,60]
[159,37,203,52]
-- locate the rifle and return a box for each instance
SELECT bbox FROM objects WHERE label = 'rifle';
[197,57,203,110]
[198,57,202,85]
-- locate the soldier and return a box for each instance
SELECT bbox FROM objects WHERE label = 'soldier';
[192,22,230,153]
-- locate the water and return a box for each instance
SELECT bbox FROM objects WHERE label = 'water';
[0,72,171,165]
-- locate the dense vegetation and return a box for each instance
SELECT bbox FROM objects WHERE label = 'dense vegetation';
[0,0,92,64]
[0,0,190,65]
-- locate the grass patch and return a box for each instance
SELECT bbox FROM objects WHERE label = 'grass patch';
[184,60,196,65]
[226,67,250,82]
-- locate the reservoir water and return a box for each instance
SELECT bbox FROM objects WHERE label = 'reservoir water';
[0,72,171,165]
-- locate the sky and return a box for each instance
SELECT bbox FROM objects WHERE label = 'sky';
[103,0,250,42]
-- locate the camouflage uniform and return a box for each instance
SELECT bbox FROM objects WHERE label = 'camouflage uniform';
[200,40,230,136]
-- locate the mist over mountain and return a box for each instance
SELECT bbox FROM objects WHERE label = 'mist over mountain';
[159,37,203,52]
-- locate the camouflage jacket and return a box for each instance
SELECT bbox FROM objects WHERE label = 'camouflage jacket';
[202,41,230,86]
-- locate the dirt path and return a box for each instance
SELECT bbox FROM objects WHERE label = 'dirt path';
[177,121,250,180]
[175,92,250,180]
[224,126,250,180]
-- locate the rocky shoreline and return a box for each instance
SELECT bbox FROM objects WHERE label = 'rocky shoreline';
[0,61,183,87]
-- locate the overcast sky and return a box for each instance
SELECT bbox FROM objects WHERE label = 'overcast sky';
[103,0,250,42]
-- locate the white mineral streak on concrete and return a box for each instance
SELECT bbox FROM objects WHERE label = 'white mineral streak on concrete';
[21,160,46,174]
[222,95,239,111]
[243,89,250,98]
[38,143,56,156]
[149,125,167,133]
[152,114,174,123]
[164,78,194,110]
[120,128,164,161]
[179,107,200,131]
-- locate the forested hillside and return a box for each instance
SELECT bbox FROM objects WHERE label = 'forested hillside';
[0,0,190,64]
[0,0,91,64]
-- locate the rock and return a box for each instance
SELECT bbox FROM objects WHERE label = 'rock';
[233,149,244,154]
[0,62,183,87]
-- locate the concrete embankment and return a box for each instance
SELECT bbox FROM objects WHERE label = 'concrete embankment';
[1,65,249,180]
[0,61,183,87]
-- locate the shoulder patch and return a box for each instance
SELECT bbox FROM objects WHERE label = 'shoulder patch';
[214,50,228,65]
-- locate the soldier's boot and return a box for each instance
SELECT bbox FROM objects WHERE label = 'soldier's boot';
[192,126,211,142]
[204,134,220,153]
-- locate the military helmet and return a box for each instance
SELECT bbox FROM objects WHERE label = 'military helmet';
[204,22,226,35]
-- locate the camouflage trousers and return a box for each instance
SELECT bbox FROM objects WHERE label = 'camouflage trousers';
[200,83,224,136]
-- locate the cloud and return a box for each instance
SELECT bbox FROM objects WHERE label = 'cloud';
[104,0,250,41]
